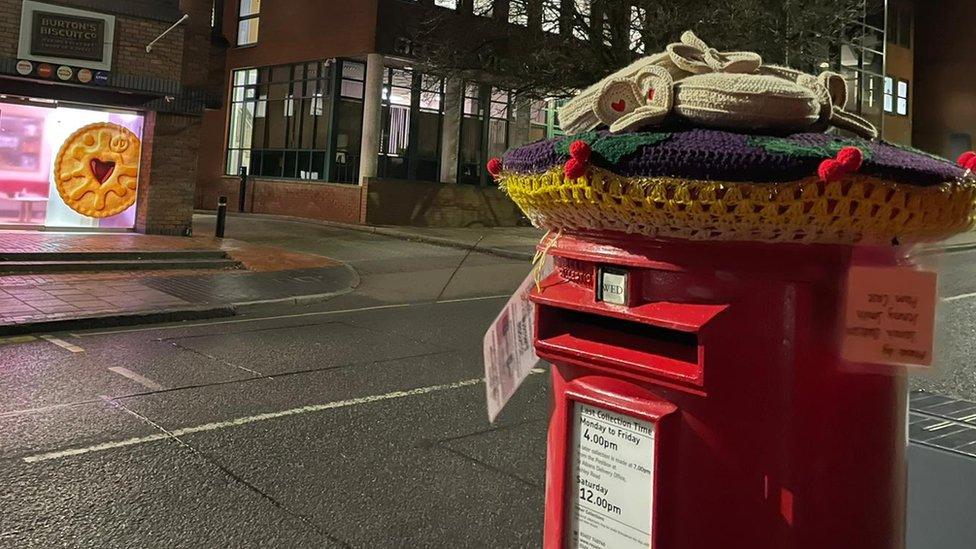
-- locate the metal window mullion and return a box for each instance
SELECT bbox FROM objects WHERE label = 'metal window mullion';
[479,83,490,186]
[407,71,423,180]
[325,60,342,182]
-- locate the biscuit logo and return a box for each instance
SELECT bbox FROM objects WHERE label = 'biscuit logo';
[54,122,141,218]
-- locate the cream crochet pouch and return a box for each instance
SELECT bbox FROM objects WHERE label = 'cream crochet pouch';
[674,73,822,131]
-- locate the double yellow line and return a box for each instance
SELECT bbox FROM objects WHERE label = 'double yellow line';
[0,335,37,346]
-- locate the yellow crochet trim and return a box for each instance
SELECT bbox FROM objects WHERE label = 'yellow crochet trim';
[501,168,976,244]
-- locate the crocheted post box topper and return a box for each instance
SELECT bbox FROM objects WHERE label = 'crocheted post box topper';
[492,31,976,245]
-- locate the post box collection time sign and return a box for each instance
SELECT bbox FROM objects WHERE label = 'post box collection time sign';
[569,403,655,548]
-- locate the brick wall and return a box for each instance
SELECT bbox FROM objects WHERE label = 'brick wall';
[365,178,525,227]
[112,16,185,82]
[196,177,366,225]
[179,0,215,89]
[136,112,201,235]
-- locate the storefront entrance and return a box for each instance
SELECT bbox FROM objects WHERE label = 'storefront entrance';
[0,97,144,230]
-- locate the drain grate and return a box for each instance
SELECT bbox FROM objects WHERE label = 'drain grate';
[910,391,976,457]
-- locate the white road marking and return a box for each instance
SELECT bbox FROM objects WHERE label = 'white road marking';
[22,374,522,464]
[107,367,166,391]
[70,294,512,337]
[39,334,84,353]
[944,292,976,302]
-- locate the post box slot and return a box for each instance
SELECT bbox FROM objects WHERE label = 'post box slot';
[537,305,702,382]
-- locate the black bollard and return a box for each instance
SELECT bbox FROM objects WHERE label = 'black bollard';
[238,166,248,213]
[215,196,227,238]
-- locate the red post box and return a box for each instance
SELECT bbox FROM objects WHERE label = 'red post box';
[532,231,907,549]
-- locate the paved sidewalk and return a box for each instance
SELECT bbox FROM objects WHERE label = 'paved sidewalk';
[204,211,545,260]
[0,231,356,334]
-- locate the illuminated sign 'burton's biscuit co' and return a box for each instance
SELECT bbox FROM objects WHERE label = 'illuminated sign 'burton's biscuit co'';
[17,1,115,71]
[30,11,105,61]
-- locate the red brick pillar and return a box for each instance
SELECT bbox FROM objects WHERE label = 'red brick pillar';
[135,111,200,235]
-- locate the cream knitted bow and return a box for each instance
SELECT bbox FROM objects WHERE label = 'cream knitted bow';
[666,31,762,74]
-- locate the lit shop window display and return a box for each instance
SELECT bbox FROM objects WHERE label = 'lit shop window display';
[0,101,143,229]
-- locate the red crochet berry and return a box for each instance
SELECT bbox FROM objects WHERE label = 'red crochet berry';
[835,147,863,171]
[959,152,976,171]
[818,159,845,182]
[564,158,586,180]
[569,140,591,163]
[486,157,502,177]
[957,151,976,168]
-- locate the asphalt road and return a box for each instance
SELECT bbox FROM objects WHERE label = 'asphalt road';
[1,216,544,548]
[2,215,976,547]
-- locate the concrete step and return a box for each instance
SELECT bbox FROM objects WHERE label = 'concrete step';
[0,257,243,273]
[0,249,230,262]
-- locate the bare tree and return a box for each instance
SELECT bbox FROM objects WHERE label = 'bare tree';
[410,0,868,99]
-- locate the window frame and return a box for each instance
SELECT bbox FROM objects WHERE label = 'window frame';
[896,78,909,116]
[225,59,347,182]
[237,0,261,46]
[883,76,894,114]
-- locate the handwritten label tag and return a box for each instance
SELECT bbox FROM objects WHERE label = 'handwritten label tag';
[484,257,554,422]
[842,266,937,367]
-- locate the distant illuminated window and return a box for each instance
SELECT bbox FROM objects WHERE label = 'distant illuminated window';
[237,0,260,46]
[630,6,646,53]
[573,0,590,40]
[542,1,560,33]
[896,80,909,116]
[473,0,492,17]
[883,76,893,113]
[509,0,527,26]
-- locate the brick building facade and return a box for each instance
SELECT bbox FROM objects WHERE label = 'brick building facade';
[196,0,535,228]
[0,0,218,234]
[197,1,973,229]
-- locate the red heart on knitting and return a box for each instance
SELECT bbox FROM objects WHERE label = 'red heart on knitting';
[611,100,626,112]
[89,159,115,184]
[647,89,655,102]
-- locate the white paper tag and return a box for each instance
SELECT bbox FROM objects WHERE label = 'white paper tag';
[569,403,655,549]
[484,257,553,422]
[841,265,937,367]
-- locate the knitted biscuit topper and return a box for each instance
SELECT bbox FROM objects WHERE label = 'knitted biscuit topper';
[496,30,975,245]
[558,31,877,139]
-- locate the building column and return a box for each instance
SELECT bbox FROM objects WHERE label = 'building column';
[135,111,199,235]
[439,77,462,183]
[508,96,531,148]
[359,53,384,184]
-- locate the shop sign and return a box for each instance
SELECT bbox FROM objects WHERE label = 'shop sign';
[15,60,33,75]
[56,66,73,81]
[18,1,115,71]
[77,68,92,83]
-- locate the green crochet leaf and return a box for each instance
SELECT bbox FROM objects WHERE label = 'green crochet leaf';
[555,132,673,164]
[748,136,874,161]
